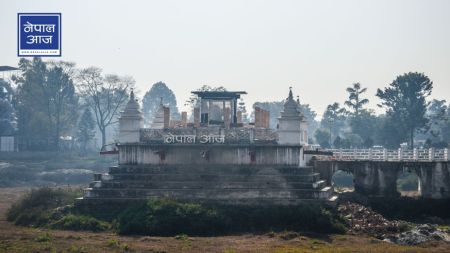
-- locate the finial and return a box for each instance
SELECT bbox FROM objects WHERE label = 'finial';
[288,87,293,100]
[130,88,135,100]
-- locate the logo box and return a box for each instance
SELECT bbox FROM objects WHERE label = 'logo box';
[18,13,61,57]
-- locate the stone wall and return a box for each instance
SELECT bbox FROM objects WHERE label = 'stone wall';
[119,144,303,166]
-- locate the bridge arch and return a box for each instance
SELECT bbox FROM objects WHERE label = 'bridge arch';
[396,168,421,197]
[332,169,354,192]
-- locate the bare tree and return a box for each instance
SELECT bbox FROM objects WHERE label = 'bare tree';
[77,67,134,146]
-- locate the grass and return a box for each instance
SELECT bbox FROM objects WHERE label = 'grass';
[1,187,449,252]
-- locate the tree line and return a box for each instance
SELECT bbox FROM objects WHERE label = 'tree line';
[314,72,449,149]
[1,57,449,151]
[0,57,135,151]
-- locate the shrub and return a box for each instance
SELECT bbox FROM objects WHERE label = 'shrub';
[50,215,109,232]
[115,199,346,236]
[116,199,227,236]
[6,187,81,226]
[35,233,52,242]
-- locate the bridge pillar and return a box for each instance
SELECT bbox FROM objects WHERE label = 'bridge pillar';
[352,162,399,197]
[419,162,450,199]
[315,159,450,199]
[314,160,334,185]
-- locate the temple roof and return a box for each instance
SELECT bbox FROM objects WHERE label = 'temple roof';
[120,90,142,118]
[191,91,247,100]
[280,87,301,118]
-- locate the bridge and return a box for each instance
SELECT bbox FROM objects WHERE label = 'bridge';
[311,148,450,199]
[320,148,449,162]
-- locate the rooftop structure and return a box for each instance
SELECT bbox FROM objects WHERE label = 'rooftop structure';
[192,90,247,127]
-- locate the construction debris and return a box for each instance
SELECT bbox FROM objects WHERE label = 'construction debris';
[338,202,450,245]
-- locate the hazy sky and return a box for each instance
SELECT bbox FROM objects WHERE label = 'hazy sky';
[1,0,450,118]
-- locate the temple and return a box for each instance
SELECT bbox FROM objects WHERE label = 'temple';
[81,88,335,205]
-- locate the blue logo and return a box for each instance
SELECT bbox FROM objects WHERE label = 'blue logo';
[18,13,61,57]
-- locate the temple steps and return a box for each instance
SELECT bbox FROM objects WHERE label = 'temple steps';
[77,197,334,205]
[85,188,332,200]
[96,180,326,190]
[106,173,321,182]
[108,165,316,175]
[83,165,334,204]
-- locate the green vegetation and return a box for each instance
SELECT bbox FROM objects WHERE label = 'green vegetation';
[8,188,450,237]
[6,187,81,227]
[116,199,229,236]
[6,188,110,232]
[6,188,346,236]
[35,232,52,242]
[116,199,347,236]
[50,214,109,231]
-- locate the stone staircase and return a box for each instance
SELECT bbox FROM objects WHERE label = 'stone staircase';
[82,165,336,205]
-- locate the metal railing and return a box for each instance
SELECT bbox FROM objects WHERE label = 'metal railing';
[322,148,449,162]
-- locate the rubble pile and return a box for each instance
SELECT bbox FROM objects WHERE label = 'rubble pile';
[339,202,450,245]
[338,202,400,235]
[385,224,450,245]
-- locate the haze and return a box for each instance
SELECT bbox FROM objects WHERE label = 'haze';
[1,0,450,117]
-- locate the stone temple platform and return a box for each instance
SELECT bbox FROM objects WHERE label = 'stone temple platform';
[84,150,334,205]
[80,89,336,205]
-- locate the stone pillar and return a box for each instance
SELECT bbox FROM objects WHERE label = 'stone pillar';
[413,148,418,160]
[237,111,242,124]
[398,148,403,161]
[314,161,334,186]
[445,148,449,161]
[383,148,387,161]
[419,162,450,199]
[224,107,231,129]
[181,111,187,127]
[194,107,200,127]
[368,148,373,161]
[255,107,269,128]
[264,110,270,128]
[163,107,170,129]
[429,148,435,161]
[233,98,238,124]
[254,107,262,127]
[353,162,399,197]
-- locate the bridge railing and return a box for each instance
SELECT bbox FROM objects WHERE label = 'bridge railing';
[323,148,449,162]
